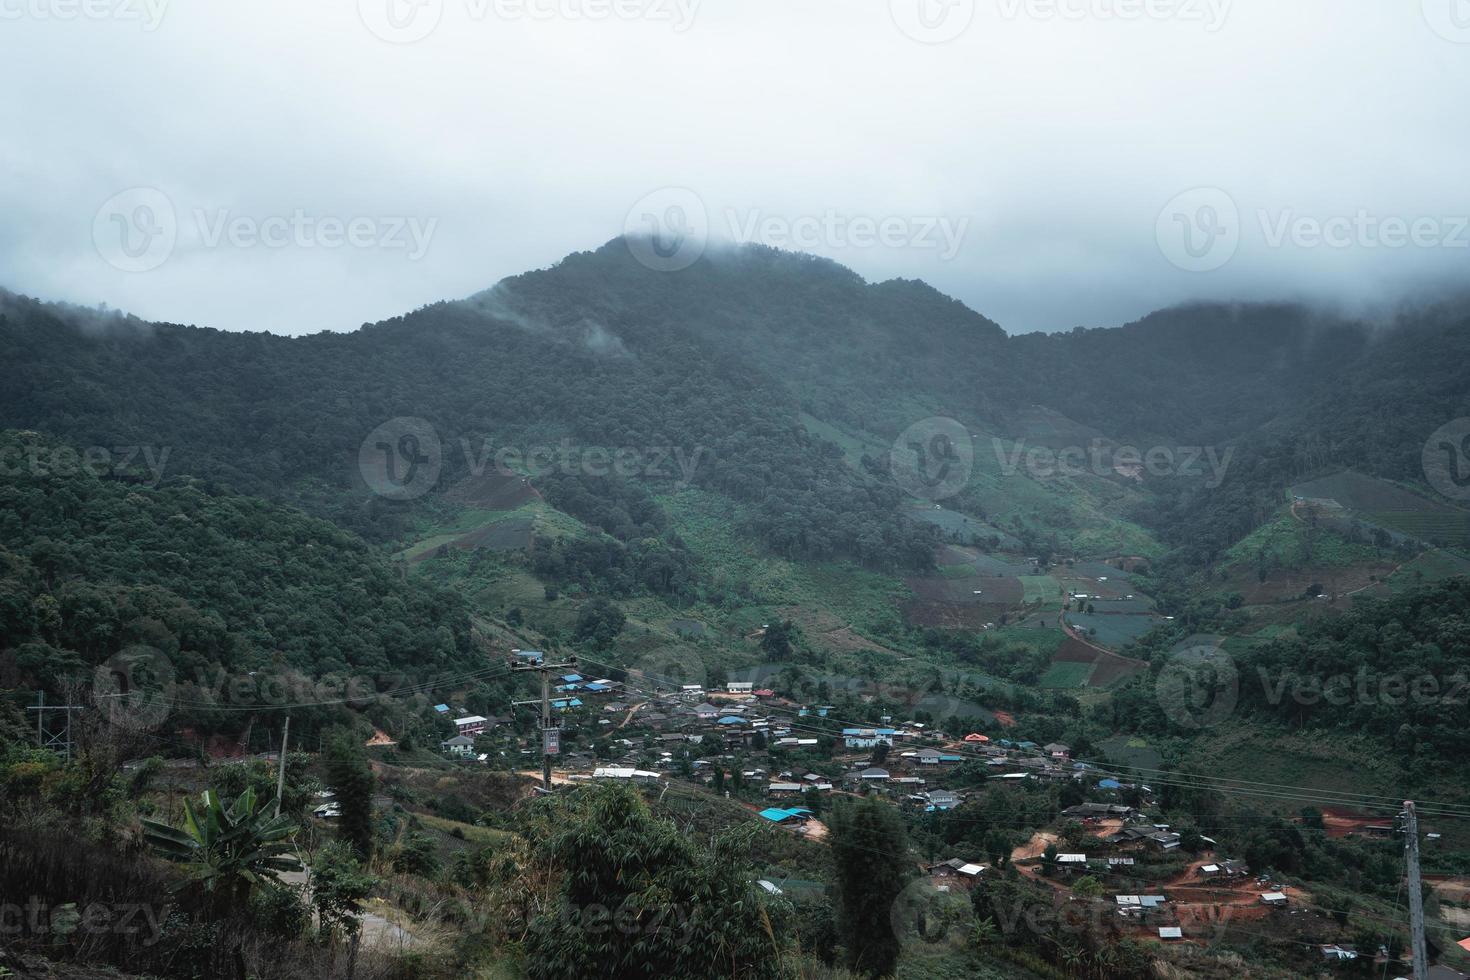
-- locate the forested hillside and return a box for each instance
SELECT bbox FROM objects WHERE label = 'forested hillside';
[3,241,1469,572]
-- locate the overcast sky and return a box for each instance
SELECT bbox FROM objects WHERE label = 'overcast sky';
[3,0,1469,334]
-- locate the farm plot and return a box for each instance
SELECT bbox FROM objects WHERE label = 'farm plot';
[1291,470,1470,545]
[1050,634,1148,687]
[1065,610,1158,648]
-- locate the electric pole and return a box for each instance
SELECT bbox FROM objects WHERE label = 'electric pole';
[28,691,81,760]
[511,653,578,793]
[1404,801,1428,980]
[275,716,290,818]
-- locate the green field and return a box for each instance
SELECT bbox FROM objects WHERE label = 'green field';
[1038,660,1093,687]
[1019,574,1062,603]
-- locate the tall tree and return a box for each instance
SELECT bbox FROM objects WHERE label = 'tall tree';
[829,796,909,978]
[323,729,375,859]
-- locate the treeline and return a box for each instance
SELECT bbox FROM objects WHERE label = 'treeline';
[0,431,477,715]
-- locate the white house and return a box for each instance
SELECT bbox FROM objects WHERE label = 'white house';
[455,715,489,736]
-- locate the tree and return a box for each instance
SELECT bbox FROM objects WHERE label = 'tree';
[761,620,796,661]
[310,840,378,940]
[573,597,626,650]
[140,786,302,919]
[524,784,786,979]
[829,796,909,978]
[324,730,376,859]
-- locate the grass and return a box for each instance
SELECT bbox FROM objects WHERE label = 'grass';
[1019,575,1062,604]
[1038,661,1093,688]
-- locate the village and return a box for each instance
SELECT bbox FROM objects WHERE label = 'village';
[409,648,1454,971]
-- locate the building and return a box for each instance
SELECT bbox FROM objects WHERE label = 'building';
[842,728,896,749]
[455,715,489,737]
[1043,742,1072,760]
[767,782,805,797]
[727,681,754,694]
[1260,892,1288,907]
[926,858,985,887]
[440,735,477,758]
[592,767,661,784]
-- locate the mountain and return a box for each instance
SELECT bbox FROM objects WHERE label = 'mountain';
[3,240,1467,570]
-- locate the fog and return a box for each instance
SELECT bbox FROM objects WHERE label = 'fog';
[3,0,1468,334]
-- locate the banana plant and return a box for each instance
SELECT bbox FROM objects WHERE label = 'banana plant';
[141,786,303,916]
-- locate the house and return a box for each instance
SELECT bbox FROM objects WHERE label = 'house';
[926,858,985,886]
[440,735,477,758]
[1107,857,1135,867]
[1260,892,1288,907]
[727,681,754,694]
[693,703,721,720]
[1043,743,1072,760]
[924,790,962,810]
[753,688,775,698]
[842,728,896,749]
[767,782,805,797]
[915,748,944,766]
[854,767,890,782]
[433,704,450,715]
[1158,927,1182,941]
[592,767,661,783]
[1319,945,1358,961]
[718,716,747,726]
[963,733,990,743]
[455,715,489,737]
[758,807,810,825]
[1149,832,1182,851]
[1056,854,1088,866]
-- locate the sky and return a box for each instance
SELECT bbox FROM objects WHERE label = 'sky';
[3,0,1469,335]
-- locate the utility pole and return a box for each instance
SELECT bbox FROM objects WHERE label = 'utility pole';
[511,653,578,793]
[275,716,290,818]
[1404,801,1428,980]
[28,691,81,760]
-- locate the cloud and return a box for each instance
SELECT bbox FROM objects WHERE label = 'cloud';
[2,0,1467,335]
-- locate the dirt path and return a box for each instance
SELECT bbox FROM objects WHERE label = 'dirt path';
[615,701,648,730]
[279,862,417,949]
